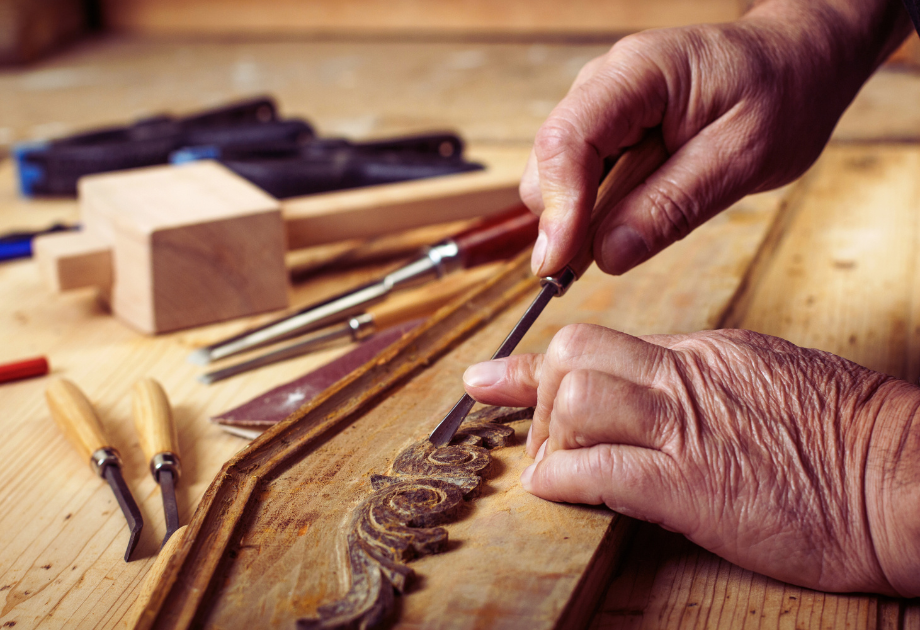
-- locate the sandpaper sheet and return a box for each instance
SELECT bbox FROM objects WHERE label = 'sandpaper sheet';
[211,319,423,429]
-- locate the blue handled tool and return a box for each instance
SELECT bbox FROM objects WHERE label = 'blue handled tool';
[0,223,78,262]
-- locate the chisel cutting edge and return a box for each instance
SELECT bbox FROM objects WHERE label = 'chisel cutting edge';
[429,130,670,446]
[45,379,144,561]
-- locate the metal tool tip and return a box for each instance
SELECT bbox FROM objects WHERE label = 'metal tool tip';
[125,522,143,562]
[196,373,216,386]
[186,348,212,366]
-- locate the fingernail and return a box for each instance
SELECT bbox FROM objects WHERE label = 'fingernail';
[534,440,548,464]
[521,463,535,490]
[525,424,533,452]
[531,230,547,275]
[601,225,649,274]
[463,360,506,388]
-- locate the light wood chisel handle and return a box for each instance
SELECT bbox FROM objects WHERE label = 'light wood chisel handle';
[46,378,112,469]
[132,378,180,464]
[567,129,670,278]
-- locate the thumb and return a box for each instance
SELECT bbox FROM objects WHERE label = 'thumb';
[462,354,543,408]
[593,117,761,275]
[521,443,686,529]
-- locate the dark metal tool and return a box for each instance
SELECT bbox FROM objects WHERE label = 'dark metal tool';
[197,264,495,384]
[429,130,670,446]
[188,204,539,366]
[45,379,144,561]
[14,96,313,196]
[132,378,182,547]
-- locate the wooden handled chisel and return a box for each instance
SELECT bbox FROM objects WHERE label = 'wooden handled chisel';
[198,264,497,384]
[132,378,182,547]
[187,204,538,366]
[429,130,670,445]
[46,379,144,561]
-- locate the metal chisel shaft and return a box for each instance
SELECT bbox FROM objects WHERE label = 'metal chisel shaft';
[429,130,670,446]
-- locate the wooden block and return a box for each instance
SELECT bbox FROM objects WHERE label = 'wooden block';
[32,230,112,292]
[281,163,521,249]
[77,161,288,333]
[51,149,522,332]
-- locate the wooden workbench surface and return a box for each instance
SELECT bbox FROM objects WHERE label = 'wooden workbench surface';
[3,36,920,629]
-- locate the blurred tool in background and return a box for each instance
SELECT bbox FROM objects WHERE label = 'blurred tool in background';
[14,94,482,198]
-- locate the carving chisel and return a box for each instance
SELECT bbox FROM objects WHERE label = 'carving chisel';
[45,379,144,561]
[188,204,539,366]
[198,264,497,384]
[132,378,182,547]
[429,130,669,446]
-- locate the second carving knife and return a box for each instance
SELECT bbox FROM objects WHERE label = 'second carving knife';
[188,204,539,365]
[132,378,182,547]
[429,130,670,445]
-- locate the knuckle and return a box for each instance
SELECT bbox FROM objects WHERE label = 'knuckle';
[644,182,701,244]
[547,323,600,368]
[533,116,582,164]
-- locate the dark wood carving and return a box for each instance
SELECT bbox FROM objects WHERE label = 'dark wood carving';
[298,406,534,630]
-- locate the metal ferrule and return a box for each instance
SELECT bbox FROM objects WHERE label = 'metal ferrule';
[90,447,122,477]
[541,267,577,297]
[383,241,462,292]
[347,312,376,341]
[151,452,181,483]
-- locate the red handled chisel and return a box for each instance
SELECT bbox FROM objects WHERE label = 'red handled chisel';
[188,204,538,365]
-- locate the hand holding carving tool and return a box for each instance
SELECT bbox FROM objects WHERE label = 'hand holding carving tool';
[429,130,670,446]
[188,204,539,366]
[132,378,182,547]
[45,379,144,561]
[198,264,497,384]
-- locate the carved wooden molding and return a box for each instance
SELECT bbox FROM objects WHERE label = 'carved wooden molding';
[299,406,534,630]
[136,251,539,630]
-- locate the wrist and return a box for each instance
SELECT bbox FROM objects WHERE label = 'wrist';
[864,379,920,597]
[742,0,911,97]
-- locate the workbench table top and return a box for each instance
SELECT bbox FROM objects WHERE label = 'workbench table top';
[3,36,920,630]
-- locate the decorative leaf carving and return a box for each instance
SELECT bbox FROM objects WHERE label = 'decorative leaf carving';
[298,406,533,630]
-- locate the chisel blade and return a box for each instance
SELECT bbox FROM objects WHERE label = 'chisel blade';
[429,277,564,446]
[158,469,180,548]
[102,465,144,562]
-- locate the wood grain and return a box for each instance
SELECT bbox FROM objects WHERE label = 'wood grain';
[132,379,180,464]
[45,378,112,465]
[100,0,744,36]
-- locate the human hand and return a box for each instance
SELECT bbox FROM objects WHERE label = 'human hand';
[522,0,911,277]
[462,324,920,596]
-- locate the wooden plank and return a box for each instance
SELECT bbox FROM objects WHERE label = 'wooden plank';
[133,179,787,629]
[100,0,744,36]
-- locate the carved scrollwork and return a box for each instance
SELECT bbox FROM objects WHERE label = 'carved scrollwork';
[297,406,533,630]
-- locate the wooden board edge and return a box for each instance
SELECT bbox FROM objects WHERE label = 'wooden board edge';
[554,515,638,630]
[138,251,540,629]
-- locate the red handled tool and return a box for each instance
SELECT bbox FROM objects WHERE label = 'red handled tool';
[0,356,49,384]
[188,204,538,365]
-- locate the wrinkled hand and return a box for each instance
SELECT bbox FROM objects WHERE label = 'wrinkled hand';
[523,0,910,277]
[463,324,920,596]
